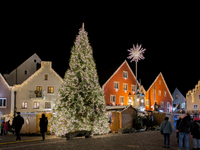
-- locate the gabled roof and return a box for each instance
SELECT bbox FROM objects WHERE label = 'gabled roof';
[15,61,63,89]
[0,73,12,89]
[146,72,173,101]
[172,88,186,99]
[101,60,145,92]
[4,53,41,75]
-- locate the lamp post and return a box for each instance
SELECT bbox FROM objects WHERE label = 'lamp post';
[127,44,146,109]
[128,92,132,105]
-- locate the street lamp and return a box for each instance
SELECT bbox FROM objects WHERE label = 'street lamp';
[128,92,132,105]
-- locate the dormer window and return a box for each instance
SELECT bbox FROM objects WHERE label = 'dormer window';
[123,71,128,79]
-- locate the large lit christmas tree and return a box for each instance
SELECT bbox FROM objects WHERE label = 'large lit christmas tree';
[49,23,110,136]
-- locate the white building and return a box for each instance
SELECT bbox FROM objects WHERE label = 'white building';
[172,88,186,113]
[4,53,41,86]
[14,61,63,114]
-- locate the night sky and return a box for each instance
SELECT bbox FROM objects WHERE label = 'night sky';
[1,2,199,96]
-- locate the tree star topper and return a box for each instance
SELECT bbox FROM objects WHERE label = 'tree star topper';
[127,44,146,62]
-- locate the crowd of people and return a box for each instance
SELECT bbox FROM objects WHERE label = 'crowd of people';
[160,113,200,150]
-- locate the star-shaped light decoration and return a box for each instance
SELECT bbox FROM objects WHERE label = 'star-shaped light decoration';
[127,44,146,62]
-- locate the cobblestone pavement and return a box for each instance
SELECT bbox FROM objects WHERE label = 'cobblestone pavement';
[0,130,194,150]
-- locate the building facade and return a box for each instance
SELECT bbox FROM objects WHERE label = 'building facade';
[186,80,200,115]
[14,61,63,114]
[172,88,186,113]
[0,74,14,119]
[145,73,173,112]
[4,53,41,86]
[102,60,146,106]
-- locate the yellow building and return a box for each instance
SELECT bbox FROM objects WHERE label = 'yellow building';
[186,80,200,115]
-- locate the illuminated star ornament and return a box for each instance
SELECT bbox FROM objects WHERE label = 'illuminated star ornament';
[127,44,146,62]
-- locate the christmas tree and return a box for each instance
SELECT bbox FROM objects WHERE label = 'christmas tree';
[49,23,110,136]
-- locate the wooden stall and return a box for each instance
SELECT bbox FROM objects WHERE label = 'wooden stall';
[21,112,52,134]
[107,105,137,132]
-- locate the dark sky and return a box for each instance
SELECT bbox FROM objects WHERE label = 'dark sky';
[1,2,199,96]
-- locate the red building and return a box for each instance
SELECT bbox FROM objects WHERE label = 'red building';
[101,60,145,106]
[145,72,173,112]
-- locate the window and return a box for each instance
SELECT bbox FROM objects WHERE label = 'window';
[159,90,161,96]
[119,96,124,103]
[21,101,28,109]
[199,95,200,99]
[164,91,167,97]
[175,95,178,99]
[123,83,128,91]
[159,80,161,85]
[36,86,42,97]
[167,102,170,112]
[160,101,164,108]
[33,102,40,109]
[114,81,119,90]
[34,59,36,63]
[131,84,135,92]
[48,86,54,93]
[0,98,6,108]
[181,103,185,109]
[110,95,116,103]
[45,74,48,80]
[194,104,198,110]
[45,102,51,109]
[146,100,149,106]
[123,71,128,79]
[25,70,28,75]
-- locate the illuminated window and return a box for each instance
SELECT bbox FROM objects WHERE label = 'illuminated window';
[159,80,161,85]
[48,86,54,93]
[44,74,48,80]
[114,81,119,90]
[33,102,40,109]
[123,71,128,79]
[36,86,42,97]
[119,96,124,103]
[146,100,149,106]
[167,102,170,112]
[21,101,28,109]
[181,103,185,109]
[160,101,164,108]
[175,95,178,99]
[164,91,167,97]
[110,95,116,103]
[0,98,6,108]
[123,83,128,91]
[159,90,161,96]
[131,84,135,92]
[45,102,51,108]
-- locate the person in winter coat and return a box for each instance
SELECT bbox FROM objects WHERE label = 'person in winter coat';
[176,115,185,145]
[12,112,24,141]
[39,114,48,141]
[3,121,8,135]
[191,117,200,150]
[160,117,173,148]
[177,113,192,150]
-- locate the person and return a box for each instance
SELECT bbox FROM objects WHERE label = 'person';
[176,116,184,145]
[177,113,192,150]
[160,117,173,148]
[12,112,24,141]
[3,121,8,135]
[0,121,4,136]
[191,117,200,150]
[39,114,48,141]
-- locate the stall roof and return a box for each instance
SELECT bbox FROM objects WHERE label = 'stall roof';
[106,105,137,112]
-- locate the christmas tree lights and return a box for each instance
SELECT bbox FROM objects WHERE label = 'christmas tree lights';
[49,23,110,136]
